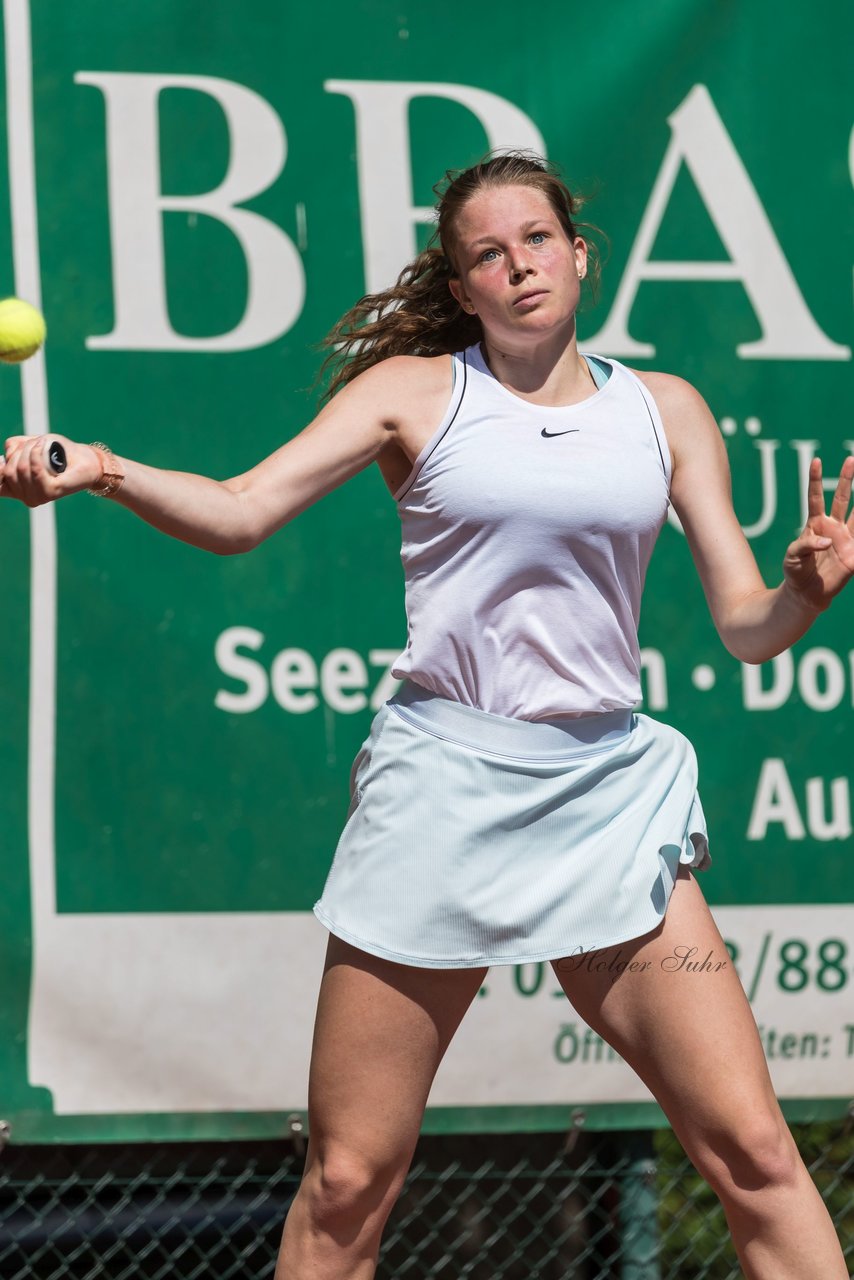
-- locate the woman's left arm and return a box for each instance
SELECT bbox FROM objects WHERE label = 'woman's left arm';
[636,371,854,665]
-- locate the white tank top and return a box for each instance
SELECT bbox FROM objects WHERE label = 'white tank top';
[390,342,672,721]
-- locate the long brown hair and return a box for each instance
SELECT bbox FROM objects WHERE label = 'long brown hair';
[319,150,601,401]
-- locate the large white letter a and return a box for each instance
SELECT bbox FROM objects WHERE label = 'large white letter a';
[587,85,849,360]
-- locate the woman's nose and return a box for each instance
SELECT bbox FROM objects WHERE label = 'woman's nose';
[509,253,533,279]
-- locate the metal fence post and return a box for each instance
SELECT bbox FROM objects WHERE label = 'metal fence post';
[618,1130,661,1279]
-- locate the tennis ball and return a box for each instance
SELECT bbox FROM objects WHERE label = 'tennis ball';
[0,296,47,363]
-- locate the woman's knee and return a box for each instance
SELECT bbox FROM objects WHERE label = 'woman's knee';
[688,1109,802,1201]
[301,1144,410,1230]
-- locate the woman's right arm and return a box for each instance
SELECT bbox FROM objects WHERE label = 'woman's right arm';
[0,356,445,554]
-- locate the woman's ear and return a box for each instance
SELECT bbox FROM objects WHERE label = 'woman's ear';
[574,237,588,281]
[449,277,476,314]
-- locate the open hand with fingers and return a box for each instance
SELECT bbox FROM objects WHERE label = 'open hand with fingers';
[782,455,854,612]
[0,434,104,506]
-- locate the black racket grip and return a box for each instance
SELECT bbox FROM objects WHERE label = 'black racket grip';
[45,440,67,475]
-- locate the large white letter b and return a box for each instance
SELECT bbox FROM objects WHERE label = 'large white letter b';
[75,73,304,351]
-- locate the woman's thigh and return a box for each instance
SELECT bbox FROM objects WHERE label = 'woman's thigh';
[550,866,791,1185]
[306,934,486,1175]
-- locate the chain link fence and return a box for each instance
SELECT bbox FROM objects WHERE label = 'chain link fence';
[0,1118,851,1279]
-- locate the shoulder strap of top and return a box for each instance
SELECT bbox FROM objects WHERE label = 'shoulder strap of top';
[395,349,468,505]
[599,357,671,488]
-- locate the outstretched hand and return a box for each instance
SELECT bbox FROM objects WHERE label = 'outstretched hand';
[783,455,854,612]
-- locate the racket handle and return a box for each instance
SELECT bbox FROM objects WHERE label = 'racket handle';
[45,440,67,475]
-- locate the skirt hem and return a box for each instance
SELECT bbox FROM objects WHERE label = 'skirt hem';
[313,846,705,969]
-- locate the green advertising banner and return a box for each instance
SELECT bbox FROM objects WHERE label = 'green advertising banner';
[1,0,852,1142]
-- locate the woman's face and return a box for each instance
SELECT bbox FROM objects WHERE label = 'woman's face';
[448,184,587,349]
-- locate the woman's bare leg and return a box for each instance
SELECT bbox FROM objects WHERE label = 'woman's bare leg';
[551,866,847,1280]
[275,935,487,1280]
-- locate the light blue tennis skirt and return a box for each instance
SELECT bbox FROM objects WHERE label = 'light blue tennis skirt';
[313,680,711,969]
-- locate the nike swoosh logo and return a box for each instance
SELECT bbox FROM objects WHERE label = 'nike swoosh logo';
[541,427,580,437]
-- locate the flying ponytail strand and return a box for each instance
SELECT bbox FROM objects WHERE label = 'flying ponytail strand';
[319,246,481,402]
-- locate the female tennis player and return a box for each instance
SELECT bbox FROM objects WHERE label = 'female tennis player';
[2,152,851,1278]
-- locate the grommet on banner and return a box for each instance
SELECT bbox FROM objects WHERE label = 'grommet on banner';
[286,1112,306,1157]
[563,1108,586,1156]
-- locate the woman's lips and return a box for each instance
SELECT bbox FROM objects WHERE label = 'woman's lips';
[513,290,549,308]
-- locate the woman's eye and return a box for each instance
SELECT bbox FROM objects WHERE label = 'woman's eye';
[530,232,548,244]
[480,248,499,262]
